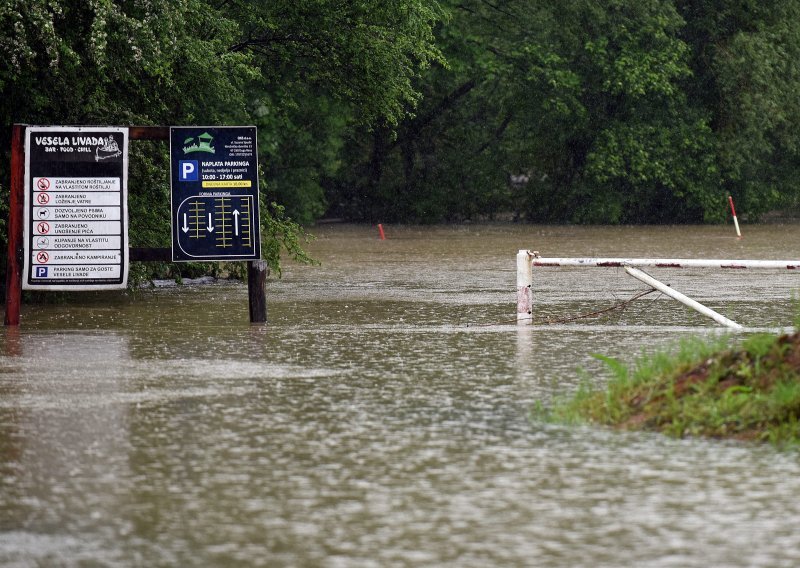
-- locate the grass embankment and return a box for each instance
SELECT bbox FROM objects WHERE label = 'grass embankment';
[550,330,800,446]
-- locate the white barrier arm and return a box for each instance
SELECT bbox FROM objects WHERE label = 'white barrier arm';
[532,258,800,270]
[624,267,743,330]
[519,253,796,326]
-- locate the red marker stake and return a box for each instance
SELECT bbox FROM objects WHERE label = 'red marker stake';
[728,196,742,238]
[377,223,386,240]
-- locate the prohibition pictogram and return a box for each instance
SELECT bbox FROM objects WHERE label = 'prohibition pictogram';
[36,221,50,234]
[36,192,50,205]
[36,251,49,264]
[37,178,50,191]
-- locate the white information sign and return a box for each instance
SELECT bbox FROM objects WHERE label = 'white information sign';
[23,127,129,290]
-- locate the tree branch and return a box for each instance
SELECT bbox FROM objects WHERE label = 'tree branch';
[387,78,477,153]
[473,112,513,155]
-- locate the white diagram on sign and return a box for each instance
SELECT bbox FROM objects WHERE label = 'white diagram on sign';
[176,194,255,258]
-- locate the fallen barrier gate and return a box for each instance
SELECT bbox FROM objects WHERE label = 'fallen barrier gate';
[516,250,800,329]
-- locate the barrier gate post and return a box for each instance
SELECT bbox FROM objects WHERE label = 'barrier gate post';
[516,249,533,324]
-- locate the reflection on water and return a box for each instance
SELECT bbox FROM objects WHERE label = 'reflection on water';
[1,224,800,566]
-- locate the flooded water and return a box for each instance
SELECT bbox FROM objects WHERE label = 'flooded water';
[2,224,800,567]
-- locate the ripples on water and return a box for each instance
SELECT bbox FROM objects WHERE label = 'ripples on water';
[1,224,800,566]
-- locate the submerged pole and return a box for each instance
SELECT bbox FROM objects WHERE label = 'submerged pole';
[624,267,743,330]
[517,250,533,324]
[247,260,268,324]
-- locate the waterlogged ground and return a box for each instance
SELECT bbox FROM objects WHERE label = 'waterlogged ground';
[1,224,800,567]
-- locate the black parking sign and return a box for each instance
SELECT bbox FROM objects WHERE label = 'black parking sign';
[170,126,261,262]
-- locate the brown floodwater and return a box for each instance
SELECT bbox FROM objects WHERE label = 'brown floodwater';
[1,223,800,567]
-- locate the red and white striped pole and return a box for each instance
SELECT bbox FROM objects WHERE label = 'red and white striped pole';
[728,195,742,238]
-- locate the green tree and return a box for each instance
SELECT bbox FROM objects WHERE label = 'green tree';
[329,0,524,222]
[223,0,445,223]
[676,0,800,218]
[0,0,256,281]
[329,0,722,224]
[0,0,445,279]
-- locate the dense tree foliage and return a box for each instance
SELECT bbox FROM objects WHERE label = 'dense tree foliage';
[677,0,800,219]
[328,0,800,223]
[0,0,443,275]
[2,0,800,276]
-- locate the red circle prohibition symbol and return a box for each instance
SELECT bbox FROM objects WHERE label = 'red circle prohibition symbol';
[37,178,50,191]
[36,221,50,234]
[36,192,50,205]
[36,251,49,264]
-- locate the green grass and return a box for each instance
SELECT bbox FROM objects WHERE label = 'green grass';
[546,331,800,447]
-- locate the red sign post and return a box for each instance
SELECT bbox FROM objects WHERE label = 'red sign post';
[4,125,25,325]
